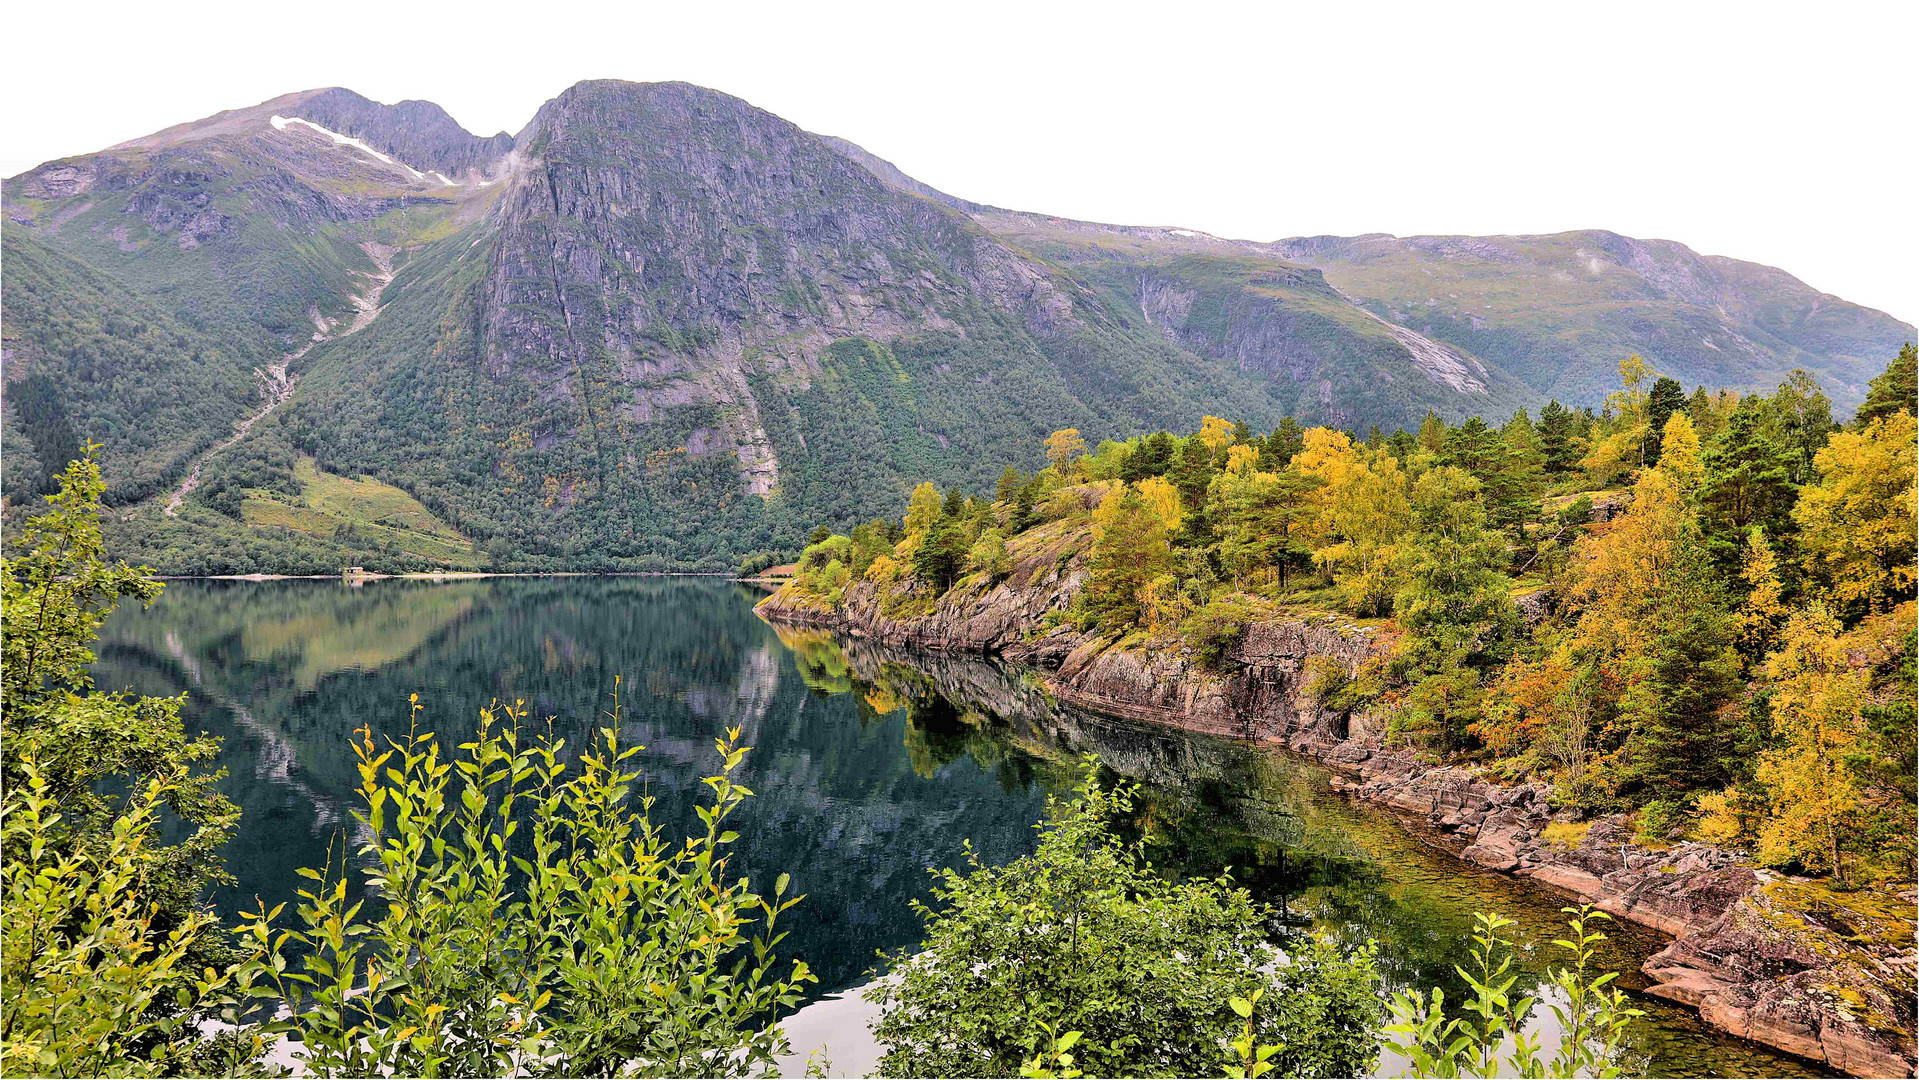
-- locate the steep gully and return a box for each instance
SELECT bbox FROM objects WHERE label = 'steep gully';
[162,243,395,517]
[755,534,1917,1078]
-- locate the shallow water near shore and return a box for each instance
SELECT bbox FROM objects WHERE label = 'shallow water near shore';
[96,576,1828,1078]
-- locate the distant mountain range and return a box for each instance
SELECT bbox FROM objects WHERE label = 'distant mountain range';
[3,81,1911,570]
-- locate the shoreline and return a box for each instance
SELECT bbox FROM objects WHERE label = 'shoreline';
[756,584,1917,1079]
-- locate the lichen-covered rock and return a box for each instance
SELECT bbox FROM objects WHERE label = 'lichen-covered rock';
[1643,878,1917,1078]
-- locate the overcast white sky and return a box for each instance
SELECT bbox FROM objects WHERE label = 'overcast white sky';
[4,1,1913,322]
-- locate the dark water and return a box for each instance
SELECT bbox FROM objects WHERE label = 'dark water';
[95,577,1824,1078]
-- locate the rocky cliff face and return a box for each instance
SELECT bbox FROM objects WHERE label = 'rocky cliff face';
[6,79,1912,570]
[757,564,1917,1077]
[479,79,1077,495]
[295,88,515,180]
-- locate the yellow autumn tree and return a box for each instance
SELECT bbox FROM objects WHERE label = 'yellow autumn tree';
[1793,410,1917,615]
[1044,428,1087,472]
[1197,415,1236,455]
[1224,443,1260,476]
[1134,476,1184,532]
[1749,604,1868,882]
[1735,529,1788,657]
[904,481,944,535]
[1291,427,1358,545]
[1310,448,1412,617]
[1580,356,1654,485]
[1658,412,1704,495]
[1565,466,1688,658]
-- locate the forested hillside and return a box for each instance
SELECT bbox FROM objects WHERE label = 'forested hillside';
[773,345,1919,884]
[3,79,1911,572]
[1,231,257,504]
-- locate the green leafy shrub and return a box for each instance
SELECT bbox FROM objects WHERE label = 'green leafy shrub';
[1,762,265,1078]
[1382,906,1643,1078]
[1,449,242,1071]
[867,760,1382,1078]
[233,698,814,1077]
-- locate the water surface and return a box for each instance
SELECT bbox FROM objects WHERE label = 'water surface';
[96,577,1824,1078]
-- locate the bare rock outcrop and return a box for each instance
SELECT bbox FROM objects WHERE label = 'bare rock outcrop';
[757,560,1917,1077]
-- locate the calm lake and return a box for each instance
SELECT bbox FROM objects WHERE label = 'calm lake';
[96,577,1825,1078]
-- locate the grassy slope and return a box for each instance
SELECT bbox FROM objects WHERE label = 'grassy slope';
[1297,231,1914,410]
[237,457,479,567]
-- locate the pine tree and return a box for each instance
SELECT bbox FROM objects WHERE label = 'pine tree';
[1854,342,1917,428]
[1169,434,1217,509]
[1644,377,1686,463]
[1565,465,1742,798]
[1081,487,1175,629]
[1537,401,1580,475]
[913,515,966,593]
[995,466,1023,506]
[1215,466,1318,587]
[1120,431,1178,482]
[1261,418,1307,471]
[1621,550,1743,796]
[1698,400,1798,574]
[1686,385,1724,440]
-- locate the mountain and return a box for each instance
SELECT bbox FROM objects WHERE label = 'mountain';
[3,81,1911,571]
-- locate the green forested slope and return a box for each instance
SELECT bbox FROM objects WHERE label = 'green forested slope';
[1,230,257,504]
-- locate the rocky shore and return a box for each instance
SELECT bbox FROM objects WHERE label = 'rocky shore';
[757,546,1917,1078]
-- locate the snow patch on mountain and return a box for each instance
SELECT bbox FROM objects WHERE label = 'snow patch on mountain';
[270,115,426,181]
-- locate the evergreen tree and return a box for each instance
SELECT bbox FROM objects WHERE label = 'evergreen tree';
[1416,411,1449,453]
[1260,418,1306,471]
[1621,549,1744,796]
[1215,466,1318,587]
[1644,377,1686,463]
[1120,431,1178,482]
[1169,434,1217,508]
[1854,342,1917,428]
[1537,401,1580,475]
[995,466,1023,506]
[1687,385,1724,439]
[1082,487,1175,628]
[1443,418,1535,540]
[1012,476,1041,534]
[1698,400,1799,574]
[912,516,966,593]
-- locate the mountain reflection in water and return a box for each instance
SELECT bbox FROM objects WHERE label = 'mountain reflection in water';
[95,578,1826,1078]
